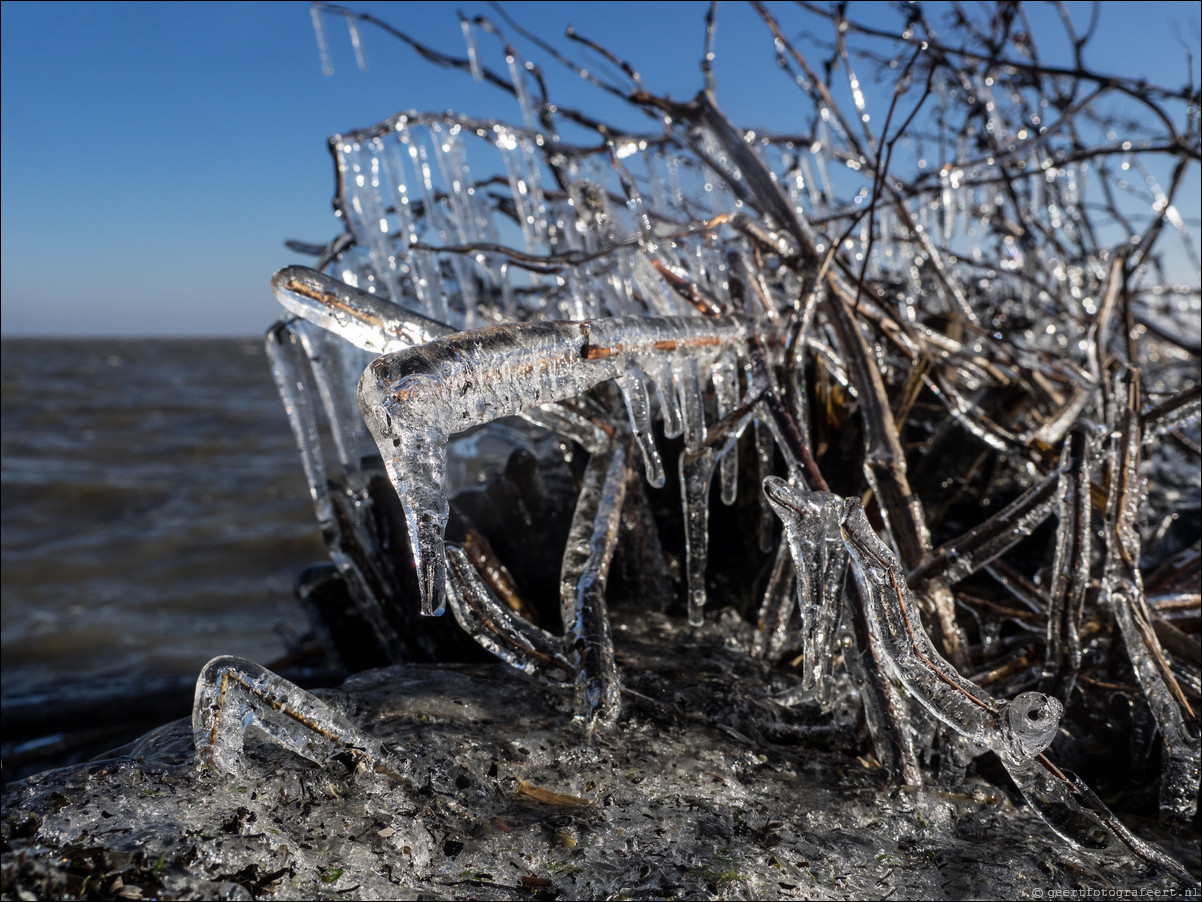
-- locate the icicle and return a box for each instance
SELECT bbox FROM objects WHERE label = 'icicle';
[676,355,718,625]
[397,126,462,319]
[459,14,484,82]
[755,421,778,553]
[651,357,685,438]
[344,12,367,70]
[336,140,405,304]
[940,167,955,246]
[310,5,334,76]
[495,125,539,252]
[615,364,665,487]
[676,355,707,455]
[429,122,496,247]
[711,351,740,505]
[384,128,450,323]
[429,122,503,320]
[265,319,332,527]
[506,48,540,134]
[365,405,450,617]
[680,446,717,626]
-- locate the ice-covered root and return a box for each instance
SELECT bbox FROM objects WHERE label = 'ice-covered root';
[192,656,403,781]
[1002,754,1196,885]
[443,442,627,731]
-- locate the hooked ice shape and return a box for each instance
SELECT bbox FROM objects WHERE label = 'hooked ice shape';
[358,313,749,616]
[835,498,1181,857]
[840,498,1060,762]
[193,656,401,780]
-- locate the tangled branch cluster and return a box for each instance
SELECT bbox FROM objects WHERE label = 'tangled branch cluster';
[268,1,1200,878]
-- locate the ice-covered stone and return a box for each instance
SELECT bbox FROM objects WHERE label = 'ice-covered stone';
[5,609,1197,900]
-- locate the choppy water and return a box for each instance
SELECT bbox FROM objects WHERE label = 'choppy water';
[1,338,326,705]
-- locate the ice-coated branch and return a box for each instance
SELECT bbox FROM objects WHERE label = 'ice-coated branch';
[273,265,454,354]
[842,499,1060,762]
[559,441,628,727]
[357,313,749,616]
[839,499,1194,879]
[762,478,847,708]
[193,656,402,780]
[1102,368,1201,824]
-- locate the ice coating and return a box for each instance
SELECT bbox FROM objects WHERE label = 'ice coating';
[906,470,1062,590]
[358,314,749,615]
[445,546,573,681]
[762,478,847,707]
[237,5,1202,882]
[1043,424,1095,698]
[1107,570,1202,823]
[272,265,454,354]
[829,500,1176,855]
[999,692,1064,762]
[1101,369,1201,823]
[265,316,407,662]
[751,542,796,661]
[753,421,777,553]
[558,442,627,728]
[1000,755,1115,851]
[265,320,331,525]
[840,499,1060,763]
[193,656,400,780]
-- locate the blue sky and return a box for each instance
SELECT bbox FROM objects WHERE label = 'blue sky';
[2,1,1199,337]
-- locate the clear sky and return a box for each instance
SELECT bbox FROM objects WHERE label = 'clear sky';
[2,1,1199,337]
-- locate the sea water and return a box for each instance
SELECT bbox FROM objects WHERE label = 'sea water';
[1,338,324,710]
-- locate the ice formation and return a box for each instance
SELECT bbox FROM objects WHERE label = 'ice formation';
[356,313,750,619]
[233,1,1200,884]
